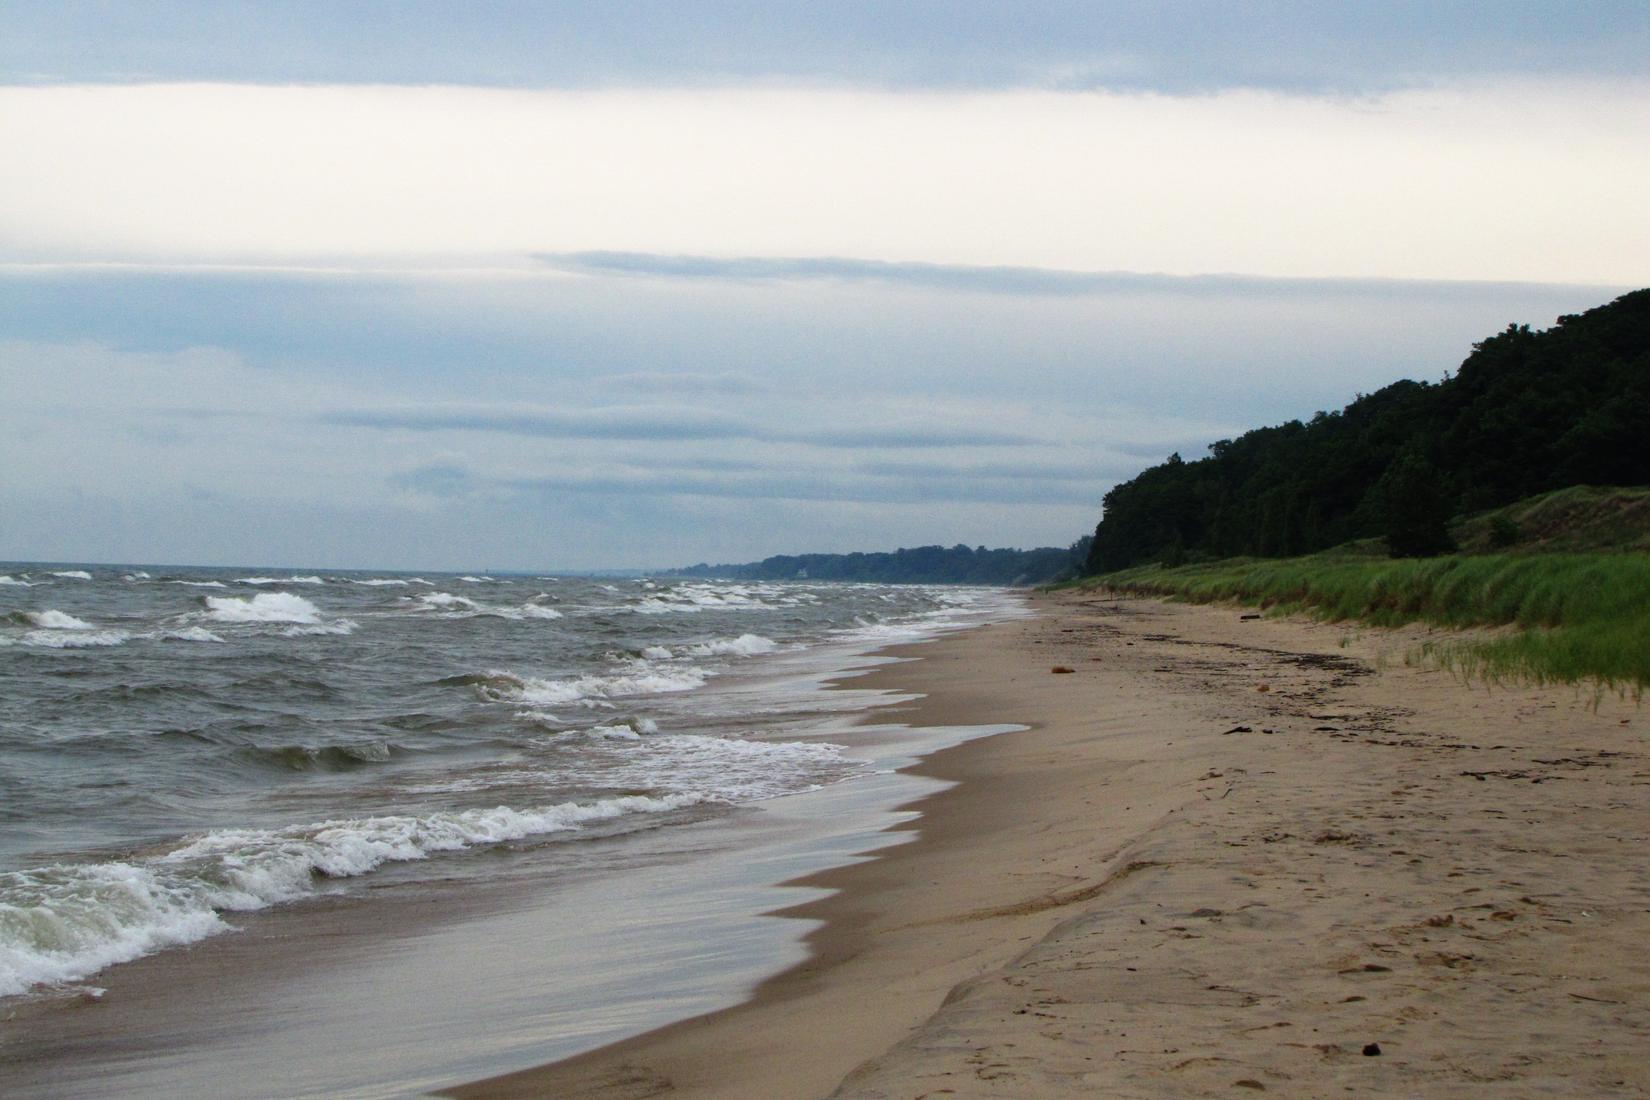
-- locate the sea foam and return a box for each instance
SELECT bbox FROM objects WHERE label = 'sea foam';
[0,794,705,998]
[22,609,94,630]
[203,592,324,624]
[474,663,710,708]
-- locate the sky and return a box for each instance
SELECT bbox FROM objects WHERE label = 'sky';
[2,3,1646,571]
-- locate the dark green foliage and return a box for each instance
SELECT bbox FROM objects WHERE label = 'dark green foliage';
[670,541,1078,586]
[1379,451,1455,557]
[1487,515,1522,549]
[1084,289,1650,572]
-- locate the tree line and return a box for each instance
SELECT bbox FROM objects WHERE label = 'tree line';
[670,541,1087,585]
[1085,288,1650,572]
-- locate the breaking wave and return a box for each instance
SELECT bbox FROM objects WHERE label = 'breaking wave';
[469,664,710,708]
[0,794,707,998]
[202,592,324,624]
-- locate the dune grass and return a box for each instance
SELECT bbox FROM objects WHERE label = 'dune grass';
[1079,552,1650,692]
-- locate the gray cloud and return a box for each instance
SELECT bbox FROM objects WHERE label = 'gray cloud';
[387,463,477,497]
[322,406,1040,450]
[597,369,766,395]
[536,252,1625,302]
[856,460,1095,481]
[322,407,754,442]
[505,471,1098,507]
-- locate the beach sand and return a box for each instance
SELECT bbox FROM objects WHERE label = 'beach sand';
[446,589,1650,1098]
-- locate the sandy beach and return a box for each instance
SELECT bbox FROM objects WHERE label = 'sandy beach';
[448,588,1650,1099]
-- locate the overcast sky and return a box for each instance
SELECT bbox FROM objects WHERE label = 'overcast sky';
[2,3,1646,570]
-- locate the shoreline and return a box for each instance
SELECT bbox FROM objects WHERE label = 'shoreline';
[0,600,1027,1100]
[448,589,1650,1098]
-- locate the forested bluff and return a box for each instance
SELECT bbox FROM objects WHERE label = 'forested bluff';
[675,288,1647,587]
[1085,288,1650,571]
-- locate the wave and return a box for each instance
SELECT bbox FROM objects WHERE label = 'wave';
[0,794,707,999]
[22,630,131,649]
[471,663,710,708]
[627,582,819,614]
[170,580,227,588]
[280,620,358,637]
[348,578,408,587]
[0,575,35,587]
[122,571,152,581]
[49,570,92,580]
[410,591,478,611]
[532,731,853,803]
[459,575,494,583]
[17,609,94,630]
[161,626,225,643]
[202,592,323,624]
[237,575,324,586]
[407,592,561,620]
[243,741,400,771]
[683,633,778,657]
[483,603,562,621]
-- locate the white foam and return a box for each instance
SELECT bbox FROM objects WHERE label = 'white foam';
[121,571,151,581]
[683,633,778,657]
[562,734,853,803]
[49,570,92,580]
[280,620,358,637]
[22,630,130,648]
[202,592,324,624]
[162,626,225,643]
[171,580,227,588]
[459,575,494,583]
[0,575,35,586]
[411,592,479,611]
[349,578,408,587]
[483,603,563,621]
[477,663,710,708]
[238,575,324,586]
[0,794,706,999]
[23,609,94,630]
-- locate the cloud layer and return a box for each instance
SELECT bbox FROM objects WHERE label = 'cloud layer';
[4,83,1648,284]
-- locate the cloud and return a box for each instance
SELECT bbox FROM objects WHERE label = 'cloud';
[505,471,1098,507]
[597,369,767,395]
[321,406,1042,449]
[386,463,477,498]
[5,83,1649,285]
[536,251,1628,301]
[322,407,754,442]
[3,2,1646,93]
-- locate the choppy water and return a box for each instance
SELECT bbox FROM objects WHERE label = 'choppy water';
[0,563,1017,1002]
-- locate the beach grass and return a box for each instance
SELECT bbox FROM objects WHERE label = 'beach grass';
[1075,552,1650,692]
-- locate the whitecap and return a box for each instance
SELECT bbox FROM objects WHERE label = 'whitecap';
[23,630,130,649]
[22,609,94,630]
[0,794,706,999]
[237,575,324,586]
[49,570,92,580]
[475,663,710,708]
[162,626,225,643]
[0,575,35,587]
[410,592,478,612]
[280,620,358,637]
[202,592,323,624]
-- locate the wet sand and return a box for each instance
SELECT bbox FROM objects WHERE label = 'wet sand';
[448,588,1650,1098]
